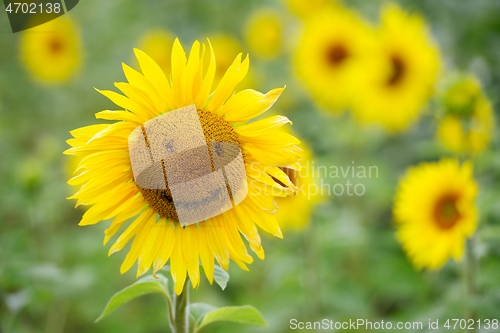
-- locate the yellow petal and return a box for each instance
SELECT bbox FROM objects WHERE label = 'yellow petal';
[244,142,301,168]
[70,172,132,206]
[205,220,230,270]
[133,48,175,110]
[195,40,216,109]
[219,214,253,264]
[182,40,201,107]
[136,218,164,277]
[234,115,291,136]
[207,53,249,113]
[222,87,284,123]
[65,137,129,156]
[95,88,149,121]
[153,221,176,273]
[197,226,214,284]
[230,204,266,259]
[77,182,136,225]
[95,110,142,124]
[264,166,296,189]
[68,161,128,186]
[75,150,129,172]
[183,226,200,288]
[150,219,169,276]
[87,121,136,144]
[69,124,110,141]
[245,163,294,195]
[109,209,155,255]
[171,38,187,108]
[170,226,187,295]
[122,63,166,114]
[236,196,283,238]
[226,209,262,251]
[192,43,206,106]
[251,243,265,260]
[249,184,280,212]
[104,201,147,245]
[120,213,157,274]
[114,82,157,119]
[241,131,300,146]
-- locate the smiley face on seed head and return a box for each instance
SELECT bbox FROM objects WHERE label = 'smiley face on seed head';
[128,104,248,226]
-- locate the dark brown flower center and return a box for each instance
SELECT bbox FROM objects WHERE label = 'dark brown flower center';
[137,109,242,222]
[48,37,64,55]
[387,54,406,86]
[433,193,461,229]
[324,43,350,67]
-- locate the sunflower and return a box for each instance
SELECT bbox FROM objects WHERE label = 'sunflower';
[282,0,334,19]
[275,143,322,230]
[245,9,283,60]
[293,6,373,112]
[136,29,174,75]
[437,75,494,154]
[20,16,81,84]
[65,39,301,294]
[394,159,478,269]
[351,4,441,132]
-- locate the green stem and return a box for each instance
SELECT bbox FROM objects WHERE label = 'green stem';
[172,280,190,333]
[165,294,175,331]
[463,237,476,332]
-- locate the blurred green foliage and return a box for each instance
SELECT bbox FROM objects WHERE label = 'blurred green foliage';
[1,0,500,332]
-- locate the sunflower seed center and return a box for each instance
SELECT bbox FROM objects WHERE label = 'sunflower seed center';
[48,37,64,55]
[325,43,350,67]
[128,105,247,226]
[387,54,406,86]
[433,193,461,229]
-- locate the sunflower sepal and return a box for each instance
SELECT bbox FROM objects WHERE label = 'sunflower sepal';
[211,264,230,290]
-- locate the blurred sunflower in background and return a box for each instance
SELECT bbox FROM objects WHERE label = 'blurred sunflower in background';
[282,0,334,19]
[65,39,301,294]
[351,4,441,132]
[245,9,283,60]
[294,6,372,113]
[275,143,322,230]
[394,159,478,269]
[136,29,174,75]
[437,75,494,155]
[20,16,82,84]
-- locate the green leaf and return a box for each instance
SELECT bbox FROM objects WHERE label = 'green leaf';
[189,302,217,327]
[95,274,170,322]
[213,265,230,290]
[194,305,267,332]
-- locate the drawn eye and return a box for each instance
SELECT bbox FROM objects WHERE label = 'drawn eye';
[164,141,174,153]
[214,143,223,156]
[128,104,248,226]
